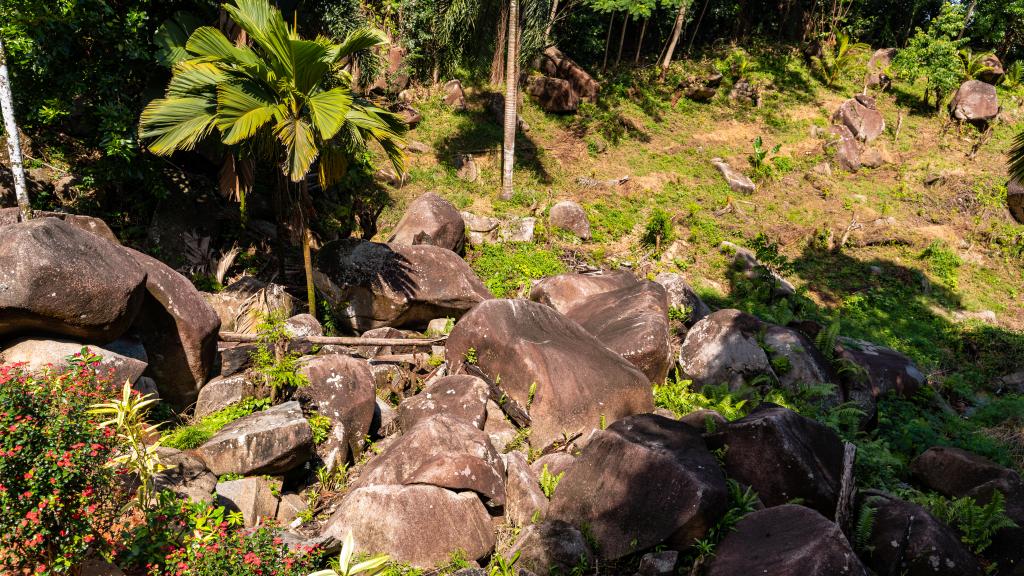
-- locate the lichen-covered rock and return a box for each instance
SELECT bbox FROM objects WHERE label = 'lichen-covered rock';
[215,476,280,528]
[506,521,593,575]
[505,451,548,527]
[654,273,711,326]
[548,201,591,240]
[295,354,376,468]
[388,193,466,253]
[529,271,637,315]
[398,375,490,431]
[833,95,885,142]
[196,401,313,476]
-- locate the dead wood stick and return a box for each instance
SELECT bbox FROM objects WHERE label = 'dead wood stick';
[834,441,858,534]
[219,331,445,347]
[461,362,532,428]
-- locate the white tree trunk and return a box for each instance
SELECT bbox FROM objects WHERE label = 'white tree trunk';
[500,0,519,200]
[0,37,30,220]
[615,13,629,66]
[544,0,559,45]
[659,1,689,79]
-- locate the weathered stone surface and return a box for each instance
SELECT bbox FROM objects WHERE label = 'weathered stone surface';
[484,400,518,451]
[455,153,479,182]
[276,492,307,525]
[866,48,897,89]
[833,96,885,142]
[506,521,593,575]
[763,324,838,397]
[196,401,313,476]
[0,208,119,243]
[500,217,536,243]
[446,299,653,449]
[978,54,1005,85]
[354,415,506,505]
[315,239,492,332]
[638,551,679,576]
[548,414,728,560]
[388,193,466,253]
[714,404,844,518]
[215,477,280,528]
[0,218,146,341]
[562,281,671,383]
[654,273,711,326]
[461,212,501,246]
[203,276,297,334]
[548,200,591,240]
[1008,178,1024,225]
[679,409,728,432]
[315,237,491,330]
[0,337,147,385]
[126,248,220,411]
[372,397,401,439]
[531,452,575,479]
[706,505,867,576]
[910,446,1021,498]
[443,79,467,110]
[538,46,599,102]
[323,484,495,567]
[525,76,579,113]
[194,373,265,419]
[862,492,983,576]
[711,158,755,194]
[678,309,773,390]
[950,80,999,122]
[295,354,376,468]
[505,451,548,527]
[829,124,861,172]
[152,447,216,503]
[836,337,926,422]
[529,270,637,314]
[398,375,490,431]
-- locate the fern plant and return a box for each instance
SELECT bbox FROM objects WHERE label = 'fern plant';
[251,312,309,402]
[817,32,870,88]
[911,491,1018,554]
[958,49,994,82]
[1004,61,1023,90]
[488,551,520,576]
[539,464,565,499]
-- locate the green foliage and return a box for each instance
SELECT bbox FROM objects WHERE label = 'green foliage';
[641,208,675,251]
[668,305,693,323]
[654,372,749,420]
[310,531,390,576]
[469,243,567,298]
[251,312,310,401]
[689,480,759,564]
[919,240,962,290]
[487,551,520,576]
[1005,61,1023,90]
[539,464,565,499]
[0,354,124,574]
[909,491,1019,554]
[309,413,333,445]
[89,379,166,509]
[958,49,995,82]
[894,2,968,108]
[853,502,877,552]
[316,463,350,492]
[586,200,640,243]
[464,347,478,365]
[160,397,271,450]
[816,32,870,88]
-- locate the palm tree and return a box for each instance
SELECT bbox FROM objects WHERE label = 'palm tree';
[500,0,519,200]
[0,36,31,221]
[139,0,406,317]
[1011,129,1024,182]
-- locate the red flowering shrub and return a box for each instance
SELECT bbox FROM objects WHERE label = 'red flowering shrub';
[0,352,125,574]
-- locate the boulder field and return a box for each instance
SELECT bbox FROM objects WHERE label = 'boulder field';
[1,196,1017,575]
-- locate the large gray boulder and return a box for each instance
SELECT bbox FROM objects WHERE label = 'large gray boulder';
[353,414,506,506]
[398,374,490,431]
[314,239,492,332]
[706,505,867,576]
[0,337,147,385]
[196,401,313,476]
[322,484,495,567]
[0,208,119,243]
[0,218,146,341]
[548,414,728,560]
[295,354,377,468]
[446,299,653,449]
[836,337,926,423]
[505,451,548,527]
[950,80,999,122]
[538,46,599,102]
[862,492,983,576]
[562,280,672,383]
[525,76,580,113]
[202,276,297,334]
[654,273,711,326]
[548,200,591,240]
[506,521,593,575]
[833,95,885,142]
[194,373,266,419]
[713,404,844,518]
[529,270,637,315]
[828,125,861,172]
[152,446,217,503]
[678,309,773,390]
[712,158,756,194]
[388,193,466,253]
[126,248,221,411]
[215,476,280,528]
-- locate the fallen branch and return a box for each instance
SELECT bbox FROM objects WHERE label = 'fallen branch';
[834,441,858,534]
[218,331,445,348]
[460,362,531,428]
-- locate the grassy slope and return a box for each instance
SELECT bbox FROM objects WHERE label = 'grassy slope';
[376,51,1024,385]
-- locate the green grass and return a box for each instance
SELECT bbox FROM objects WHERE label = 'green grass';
[160,397,271,450]
[468,242,567,298]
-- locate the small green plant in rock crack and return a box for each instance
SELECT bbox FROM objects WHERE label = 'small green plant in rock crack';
[487,550,520,576]
[688,480,760,567]
[527,381,538,410]
[308,413,332,445]
[310,530,390,576]
[464,347,478,364]
[316,462,350,492]
[909,490,1018,554]
[251,312,309,402]
[668,304,692,324]
[539,464,565,499]
[853,501,877,553]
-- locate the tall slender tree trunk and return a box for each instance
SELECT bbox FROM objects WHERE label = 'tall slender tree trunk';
[602,13,615,73]
[500,0,519,200]
[0,38,30,221]
[492,0,508,86]
[635,18,648,64]
[659,1,689,80]
[300,179,316,318]
[615,13,630,66]
[544,0,559,45]
[688,0,710,53]
[958,0,978,39]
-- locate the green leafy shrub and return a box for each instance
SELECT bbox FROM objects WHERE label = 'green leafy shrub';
[538,464,565,499]
[920,241,961,289]
[309,413,333,445]
[0,354,125,574]
[586,200,639,243]
[641,209,675,252]
[90,380,165,508]
[748,136,781,181]
[910,491,1018,554]
[469,243,566,298]
[251,312,310,402]
[161,397,271,450]
[654,372,749,420]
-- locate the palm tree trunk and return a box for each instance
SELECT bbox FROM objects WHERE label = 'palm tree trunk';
[615,13,629,67]
[500,0,519,200]
[688,0,710,53]
[300,179,316,318]
[659,1,689,80]
[492,0,508,86]
[602,13,615,73]
[635,18,648,64]
[544,0,559,45]
[0,37,30,221]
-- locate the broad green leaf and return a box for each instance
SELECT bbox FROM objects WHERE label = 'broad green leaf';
[155,12,204,67]
[216,80,281,143]
[140,96,219,154]
[274,116,318,182]
[308,87,353,141]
